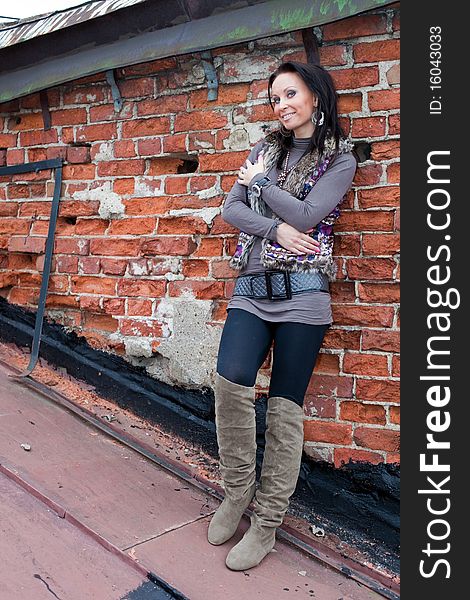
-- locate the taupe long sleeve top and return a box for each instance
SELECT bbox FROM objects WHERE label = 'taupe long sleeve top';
[223,136,356,325]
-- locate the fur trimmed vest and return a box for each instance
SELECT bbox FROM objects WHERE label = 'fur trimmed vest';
[229,131,354,280]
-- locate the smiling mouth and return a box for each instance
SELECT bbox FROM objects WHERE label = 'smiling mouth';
[281,113,295,121]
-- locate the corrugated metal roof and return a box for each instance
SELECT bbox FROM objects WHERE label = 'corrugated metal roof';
[0,0,149,48]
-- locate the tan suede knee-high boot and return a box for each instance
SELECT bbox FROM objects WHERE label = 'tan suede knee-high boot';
[207,373,257,545]
[225,396,304,570]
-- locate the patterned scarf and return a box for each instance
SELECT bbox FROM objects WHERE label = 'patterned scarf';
[228,131,354,280]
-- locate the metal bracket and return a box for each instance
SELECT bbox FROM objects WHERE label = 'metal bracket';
[40,90,51,130]
[200,50,218,102]
[301,28,320,65]
[0,158,63,378]
[105,69,123,112]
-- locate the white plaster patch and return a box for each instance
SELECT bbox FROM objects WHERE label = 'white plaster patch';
[72,180,125,219]
[93,142,114,161]
[195,185,220,200]
[134,178,164,197]
[167,207,220,225]
[223,126,250,150]
[148,298,222,387]
[124,337,153,358]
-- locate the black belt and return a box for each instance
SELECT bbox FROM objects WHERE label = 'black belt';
[233,270,329,301]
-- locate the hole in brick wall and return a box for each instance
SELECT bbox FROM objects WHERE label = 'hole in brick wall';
[353,141,372,163]
[69,142,91,148]
[63,216,77,225]
[149,154,199,176]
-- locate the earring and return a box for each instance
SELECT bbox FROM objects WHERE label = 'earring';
[311,111,324,126]
[279,124,292,137]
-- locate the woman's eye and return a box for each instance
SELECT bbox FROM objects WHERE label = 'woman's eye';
[273,98,280,104]
[287,90,296,97]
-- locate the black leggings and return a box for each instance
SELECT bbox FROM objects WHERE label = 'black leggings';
[216,309,329,407]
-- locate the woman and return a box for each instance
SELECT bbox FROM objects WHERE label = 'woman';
[208,61,357,571]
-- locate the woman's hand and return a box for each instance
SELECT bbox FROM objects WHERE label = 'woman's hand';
[276,223,320,255]
[237,152,265,186]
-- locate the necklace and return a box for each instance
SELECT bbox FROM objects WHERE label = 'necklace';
[276,151,297,188]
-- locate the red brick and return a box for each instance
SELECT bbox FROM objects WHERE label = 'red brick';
[337,93,362,114]
[354,427,400,452]
[199,151,247,172]
[392,355,400,377]
[390,406,400,426]
[332,305,394,327]
[306,374,353,398]
[368,89,400,111]
[118,77,155,98]
[314,354,340,375]
[78,257,100,274]
[90,238,141,256]
[6,148,25,165]
[389,114,400,135]
[0,273,18,289]
[362,233,400,255]
[108,217,156,235]
[356,379,400,404]
[137,138,163,156]
[119,318,163,337]
[117,279,166,298]
[210,215,239,234]
[101,258,128,275]
[122,117,171,138]
[211,259,238,279]
[182,259,209,277]
[343,352,389,376]
[76,123,117,142]
[51,108,87,126]
[323,14,387,41]
[0,133,18,147]
[318,45,348,66]
[362,330,400,353]
[336,211,395,232]
[358,282,400,303]
[59,201,99,217]
[352,116,386,138]
[9,113,44,131]
[323,328,361,350]
[56,256,79,273]
[329,281,356,303]
[62,164,96,180]
[304,421,353,445]
[88,103,133,122]
[97,160,145,177]
[8,236,46,254]
[138,94,189,116]
[162,134,187,154]
[357,187,399,209]
[101,298,126,315]
[8,288,39,305]
[190,84,249,110]
[84,313,119,332]
[188,131,216,152]
[71,276,116,295]
[371,140,400,161]
[387,163,400,184]
[174,111,228,132]
[63,86,106,105]
[330,67,379,91]
[0,202,18,217]
[114,179,135,195]
[157,217,208,235]
[168,280,224,299]
[193,238,223,257]
[114,140,136,158]
[45,294,80,309]
[7,184,30,200]
[141,236,197,256]
[353,164,382,186]
[66,146,91,164]
[304,396,336,419]
[340,401,386,425]
[346,257,396,280]
[119,57,176,77]
[333,234,361,256]
[20,130,58,146]
[127,298,153,316]
[354,40,400,63]
[334,448,384,468]
[149,157,186,176]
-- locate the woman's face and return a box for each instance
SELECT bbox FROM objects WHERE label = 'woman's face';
[270,71,317,138]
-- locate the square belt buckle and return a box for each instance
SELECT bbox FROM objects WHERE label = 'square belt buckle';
[264,270,292,301]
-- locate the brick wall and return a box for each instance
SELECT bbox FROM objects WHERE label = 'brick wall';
[0,3,400,467]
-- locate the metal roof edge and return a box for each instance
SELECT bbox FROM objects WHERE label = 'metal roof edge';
[0,0,397,105]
